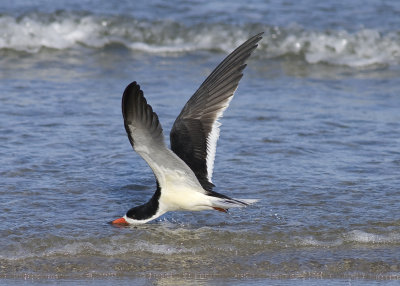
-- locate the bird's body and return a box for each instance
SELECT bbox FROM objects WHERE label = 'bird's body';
[112,33,263,225]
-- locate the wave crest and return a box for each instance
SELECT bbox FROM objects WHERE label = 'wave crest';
[1,12,399,67]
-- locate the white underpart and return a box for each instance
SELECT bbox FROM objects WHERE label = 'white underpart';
[122,145,257,225]
[159,171,214,211]
[205,93,236,182]
[122,183,258,225]
[122,167,243,225]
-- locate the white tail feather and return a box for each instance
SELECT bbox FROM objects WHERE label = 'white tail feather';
[234,198,259,205]
[212,197,259,209]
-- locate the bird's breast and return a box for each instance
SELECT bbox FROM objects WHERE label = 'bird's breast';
[159,183,212,212]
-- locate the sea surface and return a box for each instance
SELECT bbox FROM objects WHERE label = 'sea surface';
[1,0,400,285]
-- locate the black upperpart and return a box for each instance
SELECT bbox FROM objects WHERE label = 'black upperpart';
[126,182,161,220]
[170,119,215,191]
[169,32,263,192]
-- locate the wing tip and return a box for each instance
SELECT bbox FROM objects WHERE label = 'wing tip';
[122,81,140,116]
[121,80,164,146]
[252,31,264,41]
[127,80,138,87]
[122,81,142,99]
[245,32,264,54]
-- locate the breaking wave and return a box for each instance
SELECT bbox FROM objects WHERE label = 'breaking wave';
[297,230,400,247]
[1,11,399,67]
[1,228,399,261]
[1,226,399,279]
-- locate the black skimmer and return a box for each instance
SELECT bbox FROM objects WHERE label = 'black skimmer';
[112,33,263,225]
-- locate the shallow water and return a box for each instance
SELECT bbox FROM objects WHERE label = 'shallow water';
[1,0,400,283]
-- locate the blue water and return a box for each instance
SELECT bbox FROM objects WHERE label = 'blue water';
[1,0,400,284]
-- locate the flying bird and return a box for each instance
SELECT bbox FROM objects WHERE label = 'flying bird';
[112,33,263,225]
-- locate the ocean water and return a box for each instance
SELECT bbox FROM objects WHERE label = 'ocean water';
[1,0,400,284]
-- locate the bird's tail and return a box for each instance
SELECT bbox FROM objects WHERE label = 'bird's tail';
[211,196,259,212]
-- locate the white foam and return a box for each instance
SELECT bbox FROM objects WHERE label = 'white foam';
[0,14,109,52]
[0,235,201,261]
[128,42,196,53]
[1,12,399,67]
[295,230,400,247]
[304,29,400,67]
[297,236,343,247]
[345,230,400,244]
[134,241,196,255]
[266,28,400,67]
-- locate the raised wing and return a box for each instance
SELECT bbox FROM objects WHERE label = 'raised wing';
[170,33,263,191]
[122,82,202,190]
[122,82,165,152]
